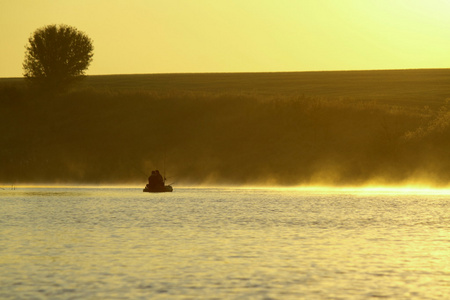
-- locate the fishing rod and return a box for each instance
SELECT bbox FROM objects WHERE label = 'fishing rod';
[163,150,166,184]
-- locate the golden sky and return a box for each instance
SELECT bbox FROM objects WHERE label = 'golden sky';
[1,0,450,77]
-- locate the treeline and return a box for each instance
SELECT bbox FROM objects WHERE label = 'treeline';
[1,83,450,186]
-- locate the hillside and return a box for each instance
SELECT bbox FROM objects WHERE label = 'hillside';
[5,69,450,106]
[2,69,450,186]
[84,69,450,107]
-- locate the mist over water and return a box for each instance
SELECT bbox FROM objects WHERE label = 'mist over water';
[1,187,449,299]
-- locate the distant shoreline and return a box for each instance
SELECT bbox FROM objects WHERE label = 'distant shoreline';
[2,67,450,80]
[3,68,450,186]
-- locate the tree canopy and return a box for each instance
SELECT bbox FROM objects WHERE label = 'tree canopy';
[23,24,94,91]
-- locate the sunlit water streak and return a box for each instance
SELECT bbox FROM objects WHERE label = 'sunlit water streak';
[1,187,449,299]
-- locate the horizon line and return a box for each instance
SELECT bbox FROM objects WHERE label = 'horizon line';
[1,67,450,79]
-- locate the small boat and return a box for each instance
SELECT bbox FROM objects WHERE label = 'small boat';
[144,169,173,193]
[143,184,173,193]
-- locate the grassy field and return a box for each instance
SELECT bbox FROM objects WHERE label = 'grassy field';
[2,69,450,186]
[84,69,450,107]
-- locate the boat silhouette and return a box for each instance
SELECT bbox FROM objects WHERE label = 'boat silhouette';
[143,169,173,193]
[143,184,173,193]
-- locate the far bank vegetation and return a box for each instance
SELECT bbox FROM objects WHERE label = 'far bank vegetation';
[2,70,450,186]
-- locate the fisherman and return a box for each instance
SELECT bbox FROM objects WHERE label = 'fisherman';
[148,171,157,187]
[154,170,164,187]
[147,170,164,188]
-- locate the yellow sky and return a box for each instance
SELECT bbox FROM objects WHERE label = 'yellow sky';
[1,0,450,77]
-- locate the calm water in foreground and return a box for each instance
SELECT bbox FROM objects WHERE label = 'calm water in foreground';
[1,187,449,299]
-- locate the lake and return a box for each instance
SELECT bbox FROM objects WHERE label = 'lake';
[1,187,449,299]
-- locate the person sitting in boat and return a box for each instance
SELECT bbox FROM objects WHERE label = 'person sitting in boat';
[154,170,164,187]
[147,170,164,188]
[148,171,155,187]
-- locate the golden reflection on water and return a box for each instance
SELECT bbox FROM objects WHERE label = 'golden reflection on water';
[4,184,450,195]
[226,185,450,196]
[1,186,450,298]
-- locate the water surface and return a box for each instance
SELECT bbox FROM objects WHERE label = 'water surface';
[1,187,449,299]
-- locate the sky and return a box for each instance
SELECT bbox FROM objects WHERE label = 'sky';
[2,0,450,77]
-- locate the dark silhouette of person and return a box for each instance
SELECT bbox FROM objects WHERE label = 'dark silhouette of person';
[155,170,164,187]
[148,171,157,187]
[147,170,164,188]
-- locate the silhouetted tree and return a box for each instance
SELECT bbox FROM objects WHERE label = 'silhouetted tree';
[23,24,93,91]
